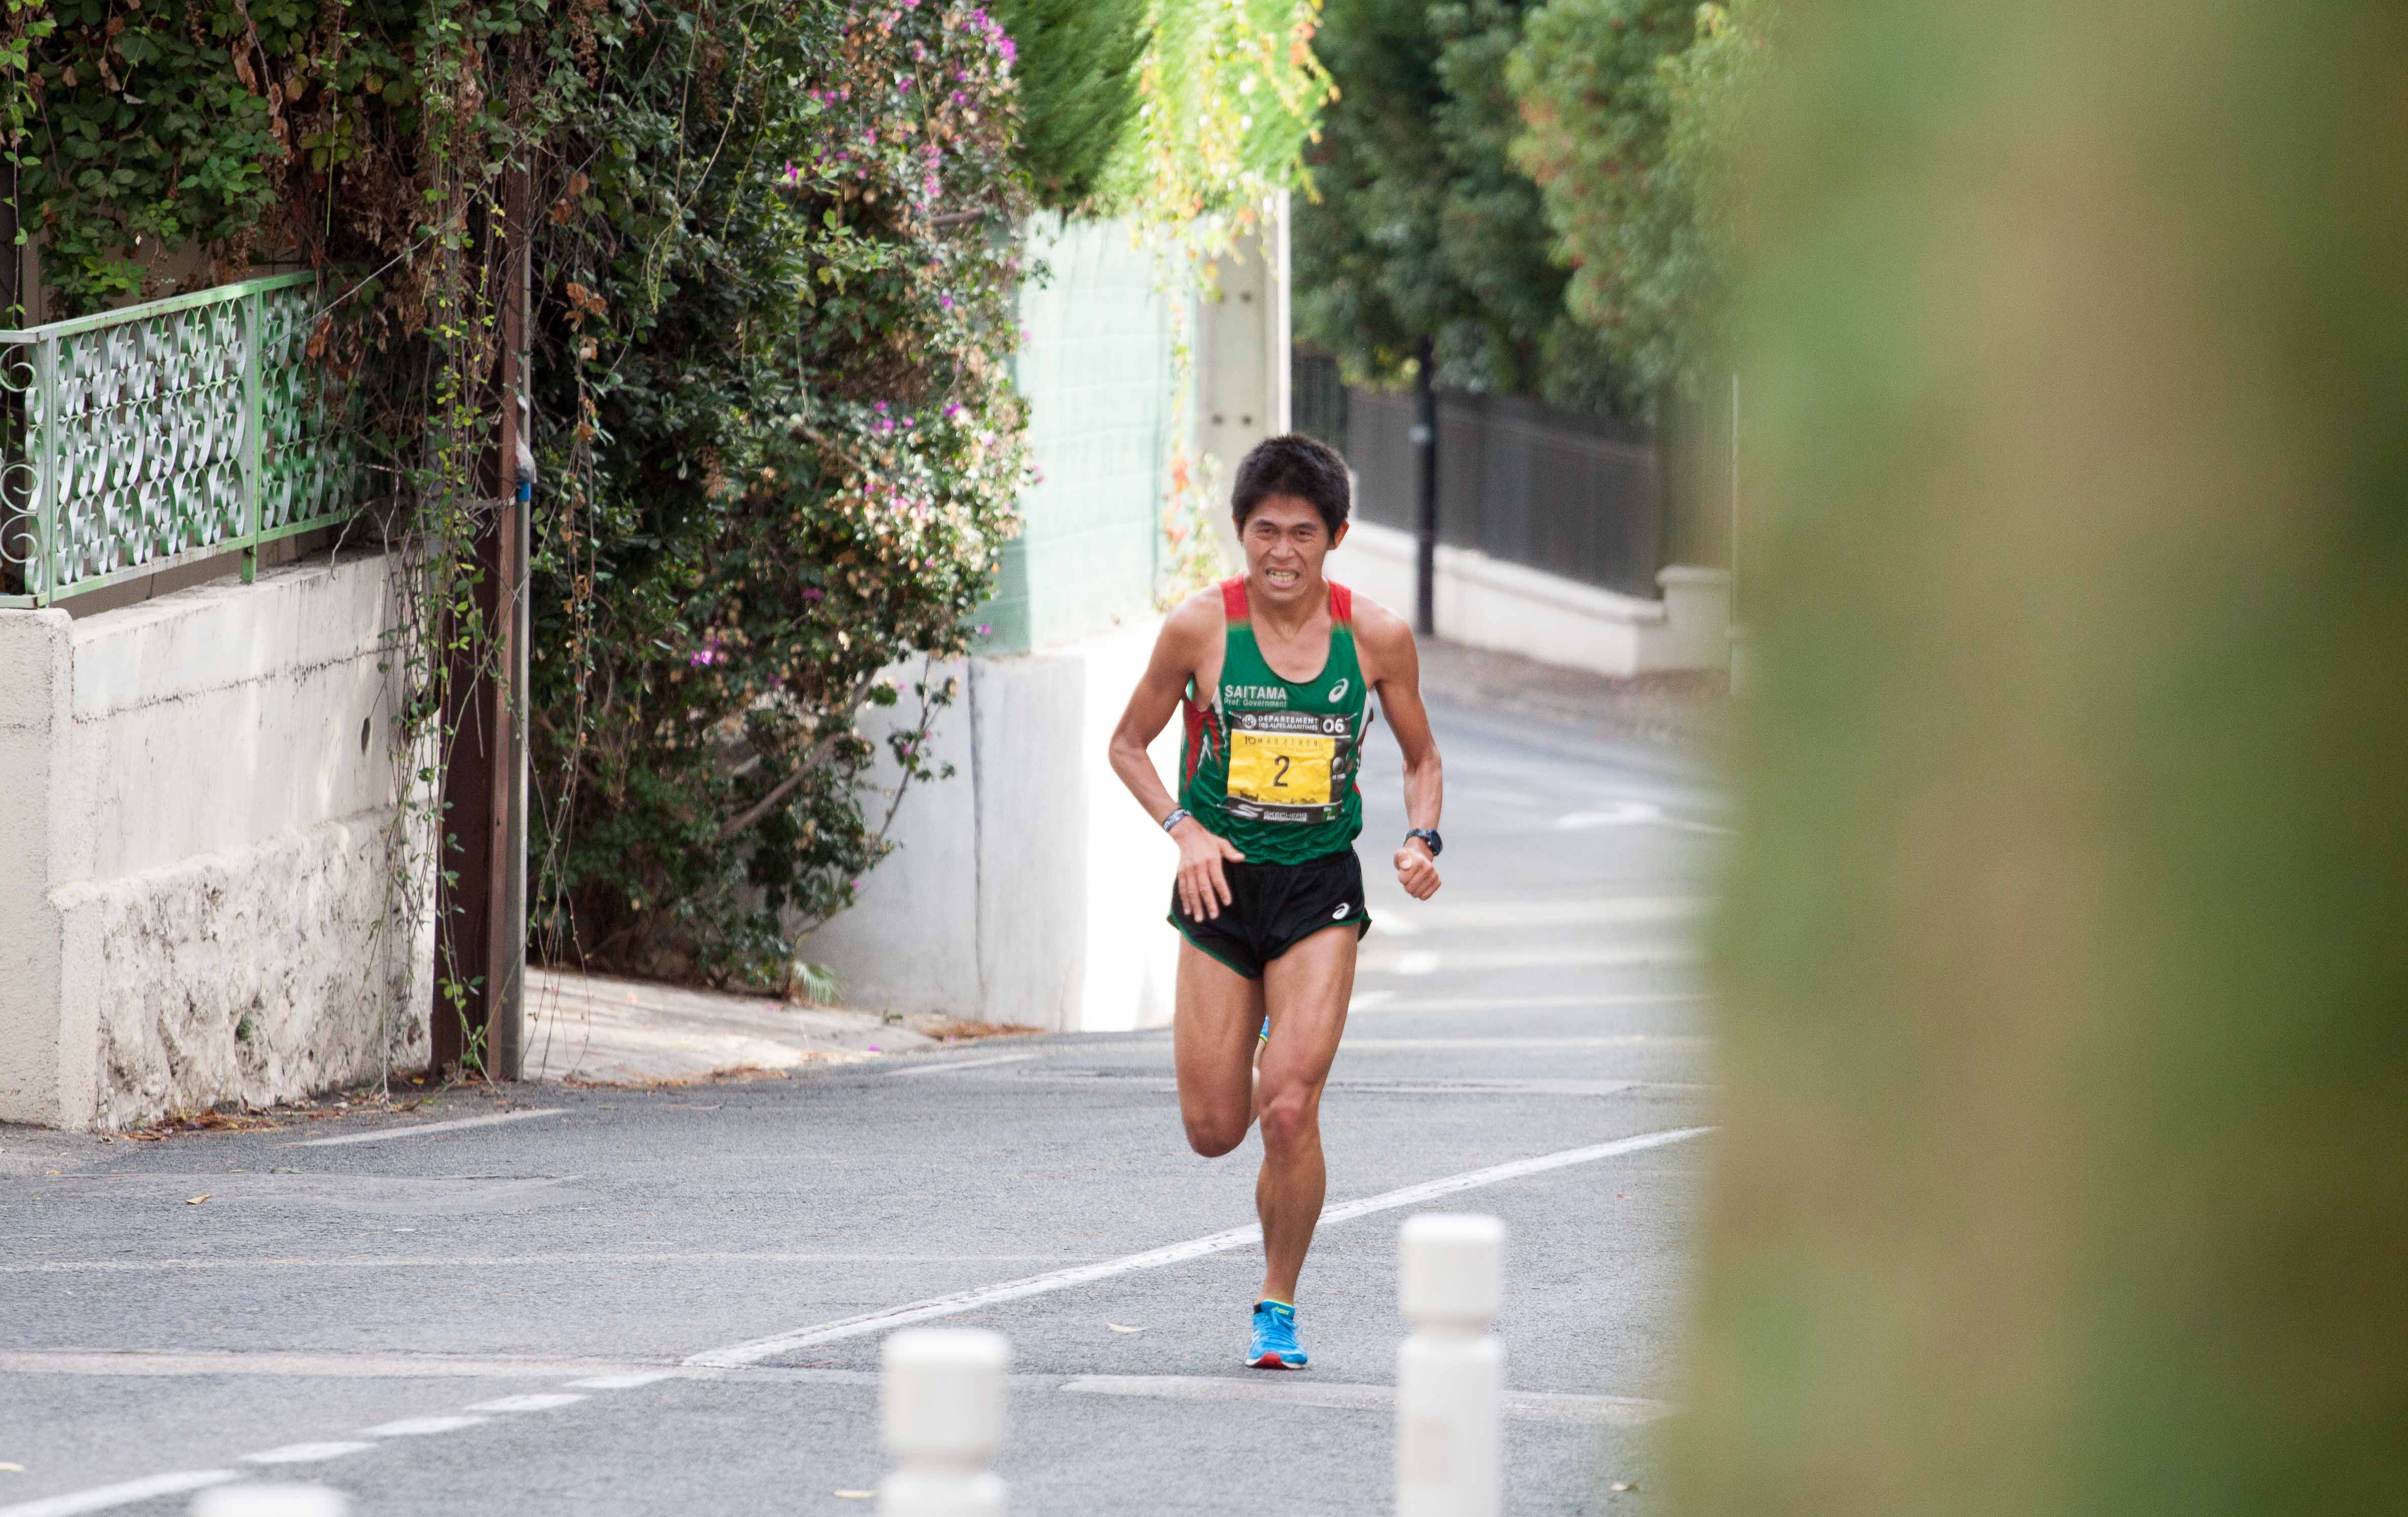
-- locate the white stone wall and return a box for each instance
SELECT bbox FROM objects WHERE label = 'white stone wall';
[1334,519,1732,679]
[0,555,433,1130]
[798,618,1182,1033]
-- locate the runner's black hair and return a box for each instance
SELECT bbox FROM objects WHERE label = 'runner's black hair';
[1230,434,1352,536]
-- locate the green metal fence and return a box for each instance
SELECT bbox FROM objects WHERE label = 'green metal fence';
[0,272,361,609]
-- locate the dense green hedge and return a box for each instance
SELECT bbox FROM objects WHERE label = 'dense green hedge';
[525,0,1036,985]
[4,0,1328,992]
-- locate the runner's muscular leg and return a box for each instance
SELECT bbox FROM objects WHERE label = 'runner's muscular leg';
[1174,938,1266,1158]
[1254,922,1358,1304]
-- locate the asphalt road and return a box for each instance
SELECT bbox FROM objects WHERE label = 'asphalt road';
[0,692,1726,1517]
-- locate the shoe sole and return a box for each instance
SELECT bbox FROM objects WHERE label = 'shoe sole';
[1245,1352,1308,1370]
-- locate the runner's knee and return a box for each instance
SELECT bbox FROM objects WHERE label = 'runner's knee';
[1185,1110,1250,1158]
[1256,1085,1319,1153]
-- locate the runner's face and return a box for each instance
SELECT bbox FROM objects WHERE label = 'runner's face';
[1241,495,1346,606]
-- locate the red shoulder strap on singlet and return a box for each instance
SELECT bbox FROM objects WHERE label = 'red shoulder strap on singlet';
[1220,576,1249,620]
[1327,581,1353,624]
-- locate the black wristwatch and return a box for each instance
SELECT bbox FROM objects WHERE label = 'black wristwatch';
[1405,827,1443,858]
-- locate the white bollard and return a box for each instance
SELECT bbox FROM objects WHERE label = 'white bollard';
[192,1485,349,1517]
[1397,1212,1507,1517]
[879,1327,1010,1517]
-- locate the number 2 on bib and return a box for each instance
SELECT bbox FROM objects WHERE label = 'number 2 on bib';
[1227,730,1337,807]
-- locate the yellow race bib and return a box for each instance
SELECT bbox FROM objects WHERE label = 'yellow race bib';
[1227,729,1337,806]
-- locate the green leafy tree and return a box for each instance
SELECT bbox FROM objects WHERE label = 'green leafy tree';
[1294,0,1619,410]
[1508,0,1758,400]
[991,0,1149,212]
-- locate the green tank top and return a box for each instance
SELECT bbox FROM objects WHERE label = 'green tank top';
[1179,575,1370,865]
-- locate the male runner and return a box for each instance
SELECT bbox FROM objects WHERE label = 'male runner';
[1106,434,1444,1370]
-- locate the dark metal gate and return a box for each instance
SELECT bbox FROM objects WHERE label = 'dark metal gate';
[1293,357,1667,600]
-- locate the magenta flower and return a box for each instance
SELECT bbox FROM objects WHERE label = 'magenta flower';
[803,587,825,602]
[938,294,954,311]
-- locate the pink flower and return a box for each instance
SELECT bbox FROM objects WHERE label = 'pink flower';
[938,294,954,311]
[803,587,825,602]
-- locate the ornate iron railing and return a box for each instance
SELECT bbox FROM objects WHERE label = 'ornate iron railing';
[0,272,361,608]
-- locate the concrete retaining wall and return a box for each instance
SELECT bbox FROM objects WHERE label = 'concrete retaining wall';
[0,554,432,1130]
[1333,519,1731,678]
[797,619,1181,1033]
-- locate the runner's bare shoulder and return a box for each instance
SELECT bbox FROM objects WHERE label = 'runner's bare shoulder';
[1345,592,1417,687]
[1159,585,1228,652]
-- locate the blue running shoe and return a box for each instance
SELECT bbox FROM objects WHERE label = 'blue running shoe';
[1246,1299,1308,1370]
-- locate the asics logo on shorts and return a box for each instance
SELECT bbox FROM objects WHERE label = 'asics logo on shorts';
[1332,902,1350,919]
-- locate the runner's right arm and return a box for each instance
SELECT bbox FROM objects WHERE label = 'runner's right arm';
[1106,595,1249,920]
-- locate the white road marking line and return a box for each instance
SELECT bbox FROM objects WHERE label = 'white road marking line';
[0,1352,661,1379]
[1347,990,1397,1011]
[1553,802,1732,837]
[567,1372,678,1390]
[1056,1374,1674,1427]
[0,1469,238,1517]
[1390,896,1712,931]
[1353,992,1704,1015]
[361,1415,488,1437]
[885,1053,1037,1078]
[1370,916,1423,937]
[1019,1074,1683,1097]
[0,1251,1105,1277]
[464,1393,586,1414]
[684,1125,1709,1370]
[1341,1035,1706,1051]
[1360,943,1696,975]
[278,1108,567,1148]
[1328,1078,1641,1096]
[239,1444,373,1465]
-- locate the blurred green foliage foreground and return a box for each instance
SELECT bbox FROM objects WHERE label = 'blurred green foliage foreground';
[1681,3,2408,1515]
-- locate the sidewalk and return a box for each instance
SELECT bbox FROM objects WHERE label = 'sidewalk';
[522,969,1031,1086]
[1413,637,1731,756]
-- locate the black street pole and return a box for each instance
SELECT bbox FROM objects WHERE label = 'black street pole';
[1412,336,1438,638]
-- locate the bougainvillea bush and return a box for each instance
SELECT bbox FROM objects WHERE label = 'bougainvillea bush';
[529,0,1034,987]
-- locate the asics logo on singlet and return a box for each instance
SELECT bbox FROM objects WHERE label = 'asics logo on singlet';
[1226,684,1288,705]
[1327,678,1349,702]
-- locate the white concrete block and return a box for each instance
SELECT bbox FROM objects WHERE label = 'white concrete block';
[796,618,1180,1033]
[0,609,71,1127]
[1337,520,1729,677]
[0,554,433,1130]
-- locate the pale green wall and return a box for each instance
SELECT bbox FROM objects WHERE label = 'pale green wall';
[980,217,1174,655]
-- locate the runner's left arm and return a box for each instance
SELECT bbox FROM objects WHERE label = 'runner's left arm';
[1357,601,1443,901]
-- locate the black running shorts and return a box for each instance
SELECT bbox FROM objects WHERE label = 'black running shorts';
[1168,848,1373,980]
